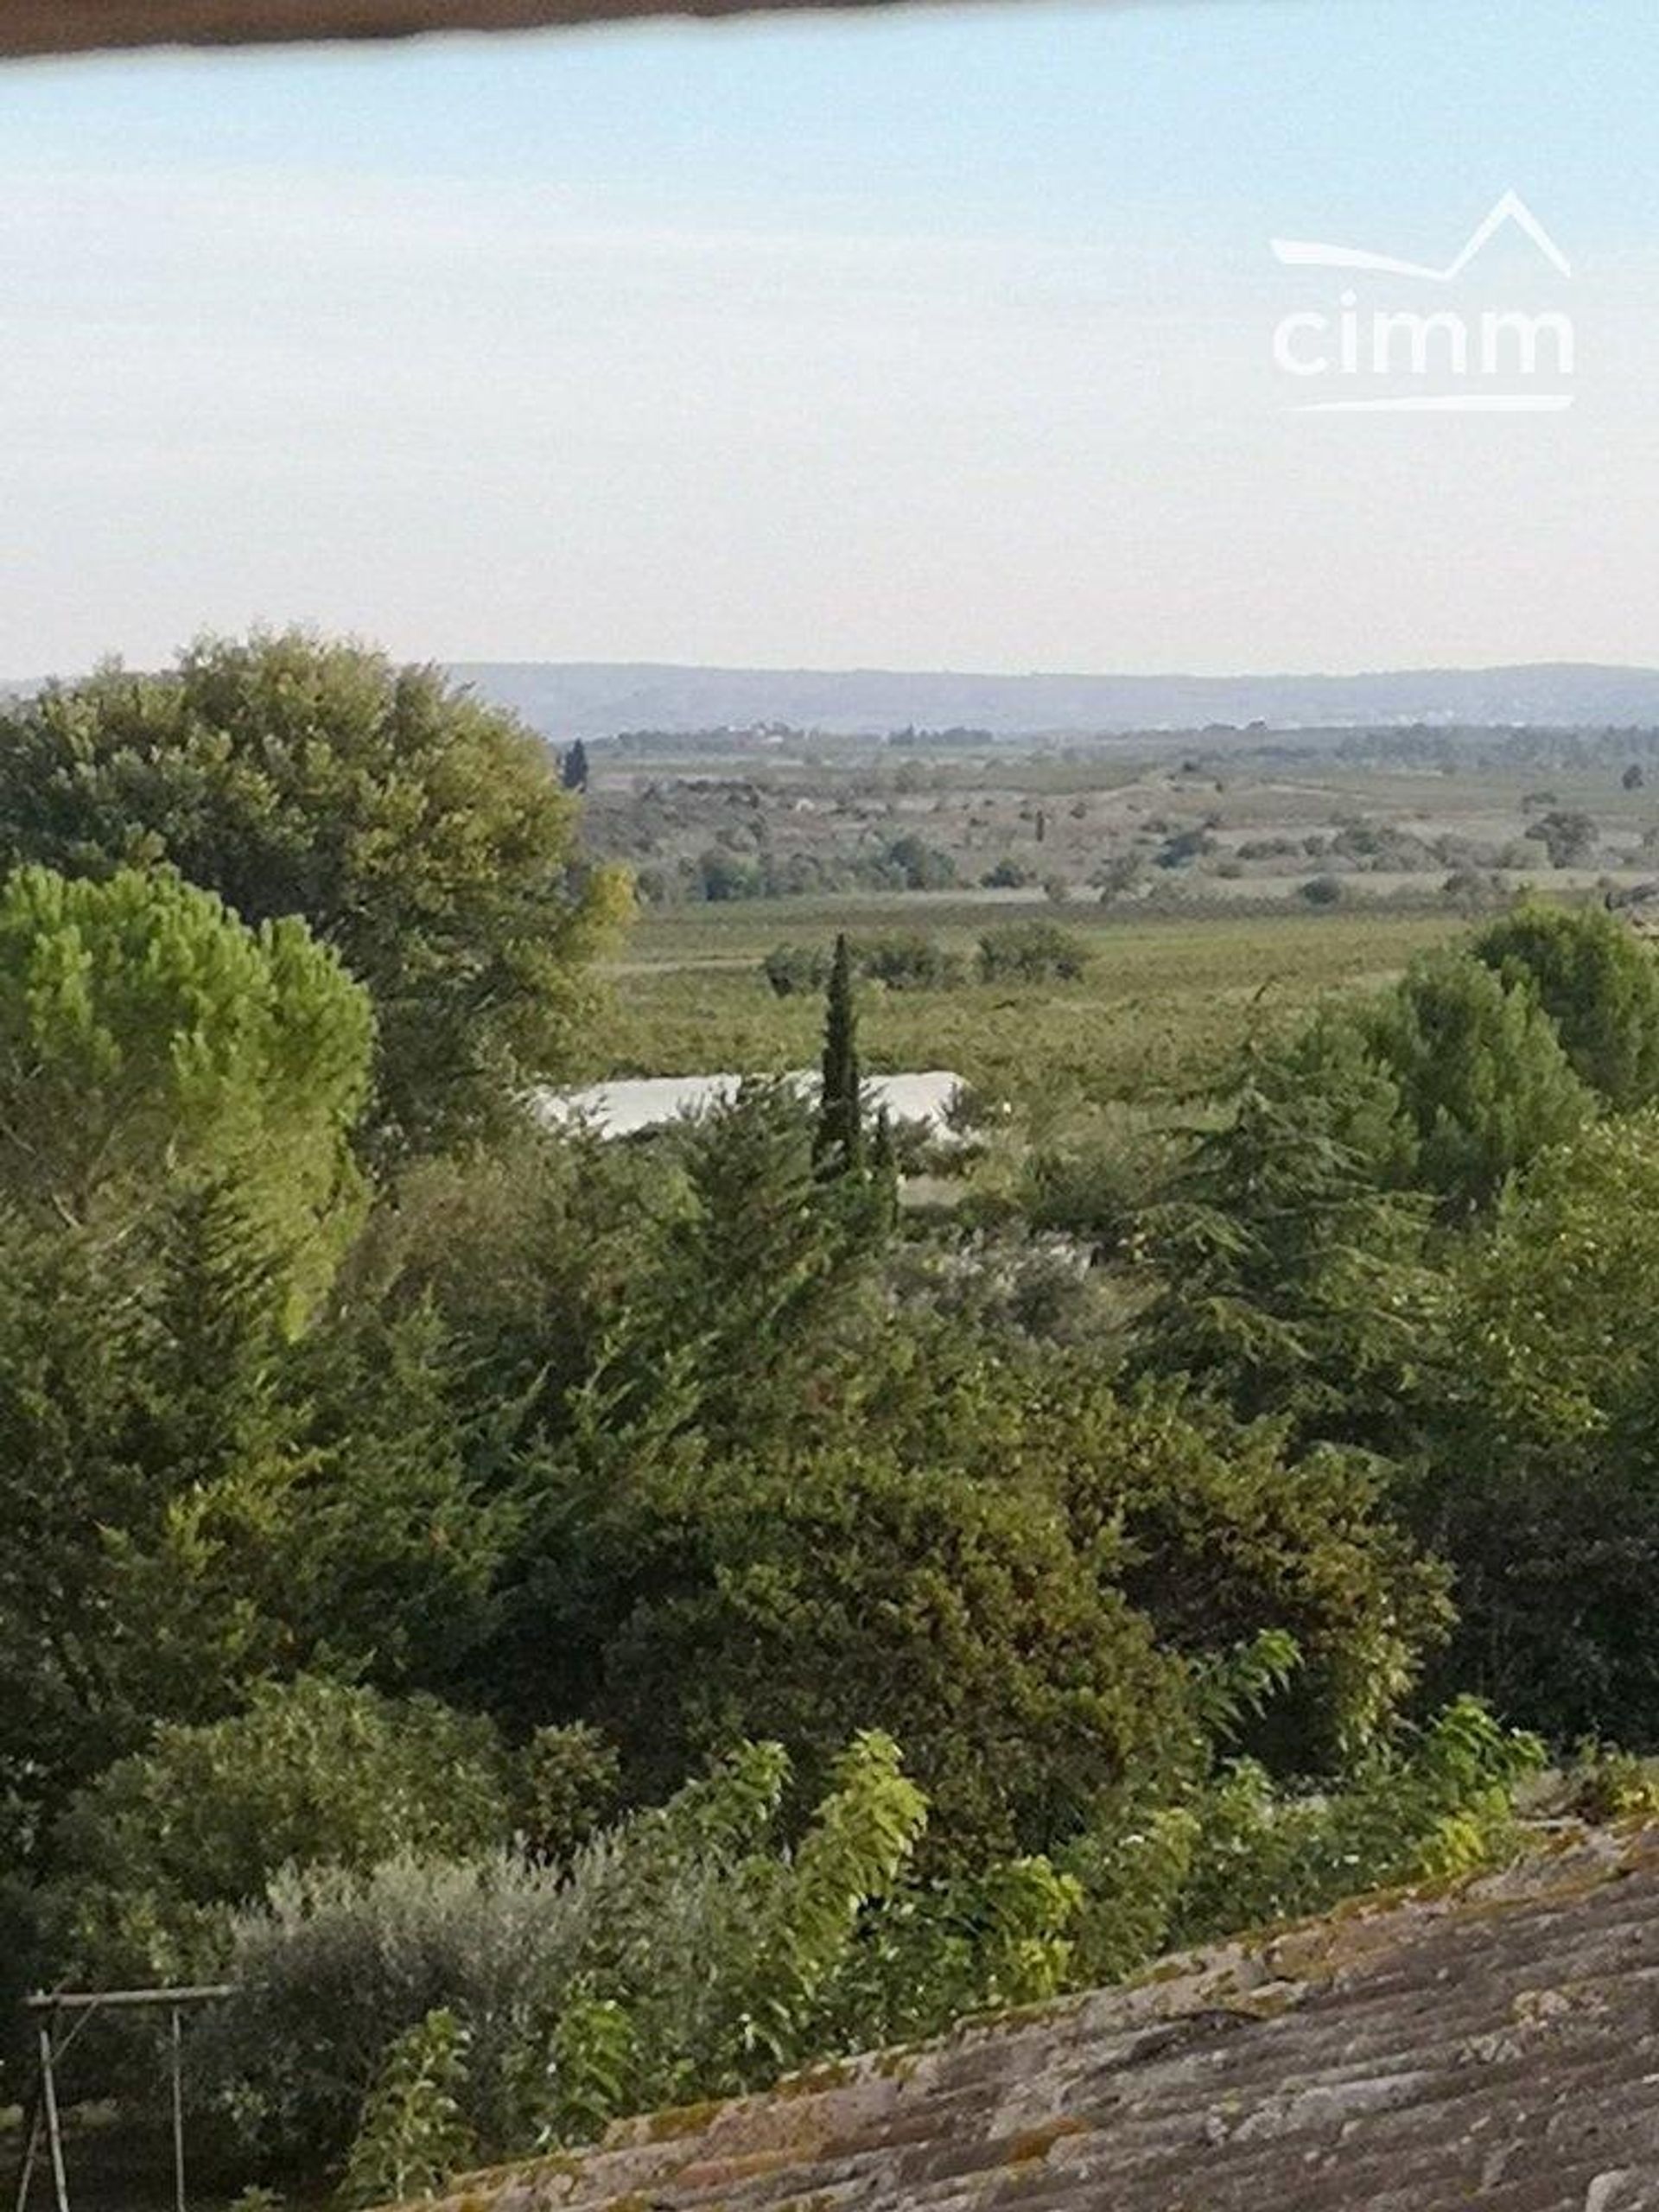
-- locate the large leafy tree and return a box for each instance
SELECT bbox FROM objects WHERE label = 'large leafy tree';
[1418,1109,1659,1741]
[0,862,371,1295]
[588,1434,1189,1859]
[0,632,631,1150]
[1470,899,1659,1111]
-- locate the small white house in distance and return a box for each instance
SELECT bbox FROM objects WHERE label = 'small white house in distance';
[537,1070,966,1142]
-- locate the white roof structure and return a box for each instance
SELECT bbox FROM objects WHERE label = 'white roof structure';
[537,1070,965,1141]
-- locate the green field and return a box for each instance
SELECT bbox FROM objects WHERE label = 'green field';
[590,898,1464,1122]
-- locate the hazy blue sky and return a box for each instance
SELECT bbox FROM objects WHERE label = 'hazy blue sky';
[3,0,1657,676]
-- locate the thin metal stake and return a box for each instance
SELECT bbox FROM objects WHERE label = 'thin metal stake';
[36,2025,68,2212]
[169,2006,186,2212]
[10,2081,42,2212]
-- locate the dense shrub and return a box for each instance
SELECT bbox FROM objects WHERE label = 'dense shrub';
[981,855,1038,888]
[1470,900,1659,1109]
[761,942,829,997]
[883,834,957,890]
[1357,947,1592,1210]
[977,920,1090,983]
[1522,807,1597,867]
[1415,1110,1659,1738]
[44,1679,513,1986]
[1298,874,1345,906]
[854,931,966,991]
[205,1734,927,2175]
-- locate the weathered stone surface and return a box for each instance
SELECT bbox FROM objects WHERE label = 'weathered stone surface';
[419,1823,1659,2212]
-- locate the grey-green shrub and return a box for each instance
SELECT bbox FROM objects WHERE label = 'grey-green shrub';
[203,1735,925,2177]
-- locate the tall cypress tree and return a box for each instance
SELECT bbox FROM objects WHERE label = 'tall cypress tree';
[815,933,863,1174]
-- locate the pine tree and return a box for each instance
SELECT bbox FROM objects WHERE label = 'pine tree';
[561,737,590,792]
[815,933,863,1175]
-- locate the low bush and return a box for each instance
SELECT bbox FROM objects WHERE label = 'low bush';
[203,1734,927,2176]
[854,931,966,991]
[977,920,1090,984]
[199,1694,1545,2196]
[45,1678,514,1988]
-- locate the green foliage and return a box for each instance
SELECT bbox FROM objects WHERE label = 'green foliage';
[585,1079,885,1445]
[16,639,1657,2202]
[696,849,763,902]
[1358,946,1592,1211]
[1162,1696,1544,1945]
[546,1323,1443,1860]
[853,931,965,991]
[977,919,1090,982]
[1136,1019,1442,1437]
[868,1108,900,1228]
[346,1114,673,1441]
[1298,874,1345,906]
[0,864,370,1299]
[340,2008,474,2207]
[207,1686,1546,2195]
[576,1436,1182,1855]
[883,833,957,890]
[1470,901,1659,1109]
[815,932,863,1173]
[513,1725,622,1864]
[1017,1114,1172,1255]
[207,1734,926,2175]
[0,632,629,1151]
[981,855,1038,888]
[1522,806,1597,867]
[766,934,963,1000]
[0,1181,501,1866]
[1058,1689,1541,1984]
[541,1986,638,2148]
[44,1678,512,1986]
[761,942,829,997]
[1414,1109,1659,1739]
[1564,1740,1659,1822]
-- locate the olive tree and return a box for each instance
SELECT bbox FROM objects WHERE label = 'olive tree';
[0,632,632,1149]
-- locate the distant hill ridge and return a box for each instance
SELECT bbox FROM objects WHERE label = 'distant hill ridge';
[450,660,1659,741]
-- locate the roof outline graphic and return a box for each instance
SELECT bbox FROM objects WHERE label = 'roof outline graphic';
[1270,191,1571,283]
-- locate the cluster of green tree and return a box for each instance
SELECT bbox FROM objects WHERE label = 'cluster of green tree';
[676,832,960,906]
[1324,724,1659,776]
[0,633,1643,2202]
[886,725,997,747]
[611,726,807,755]
[760,923,1089,1000]
[1123,900,1659,1738]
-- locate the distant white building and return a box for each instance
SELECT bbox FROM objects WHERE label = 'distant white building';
[537,1070,965,1141]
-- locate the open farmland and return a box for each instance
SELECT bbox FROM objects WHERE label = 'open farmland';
[578,723,1659,917]
[590,898,1462,1122]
